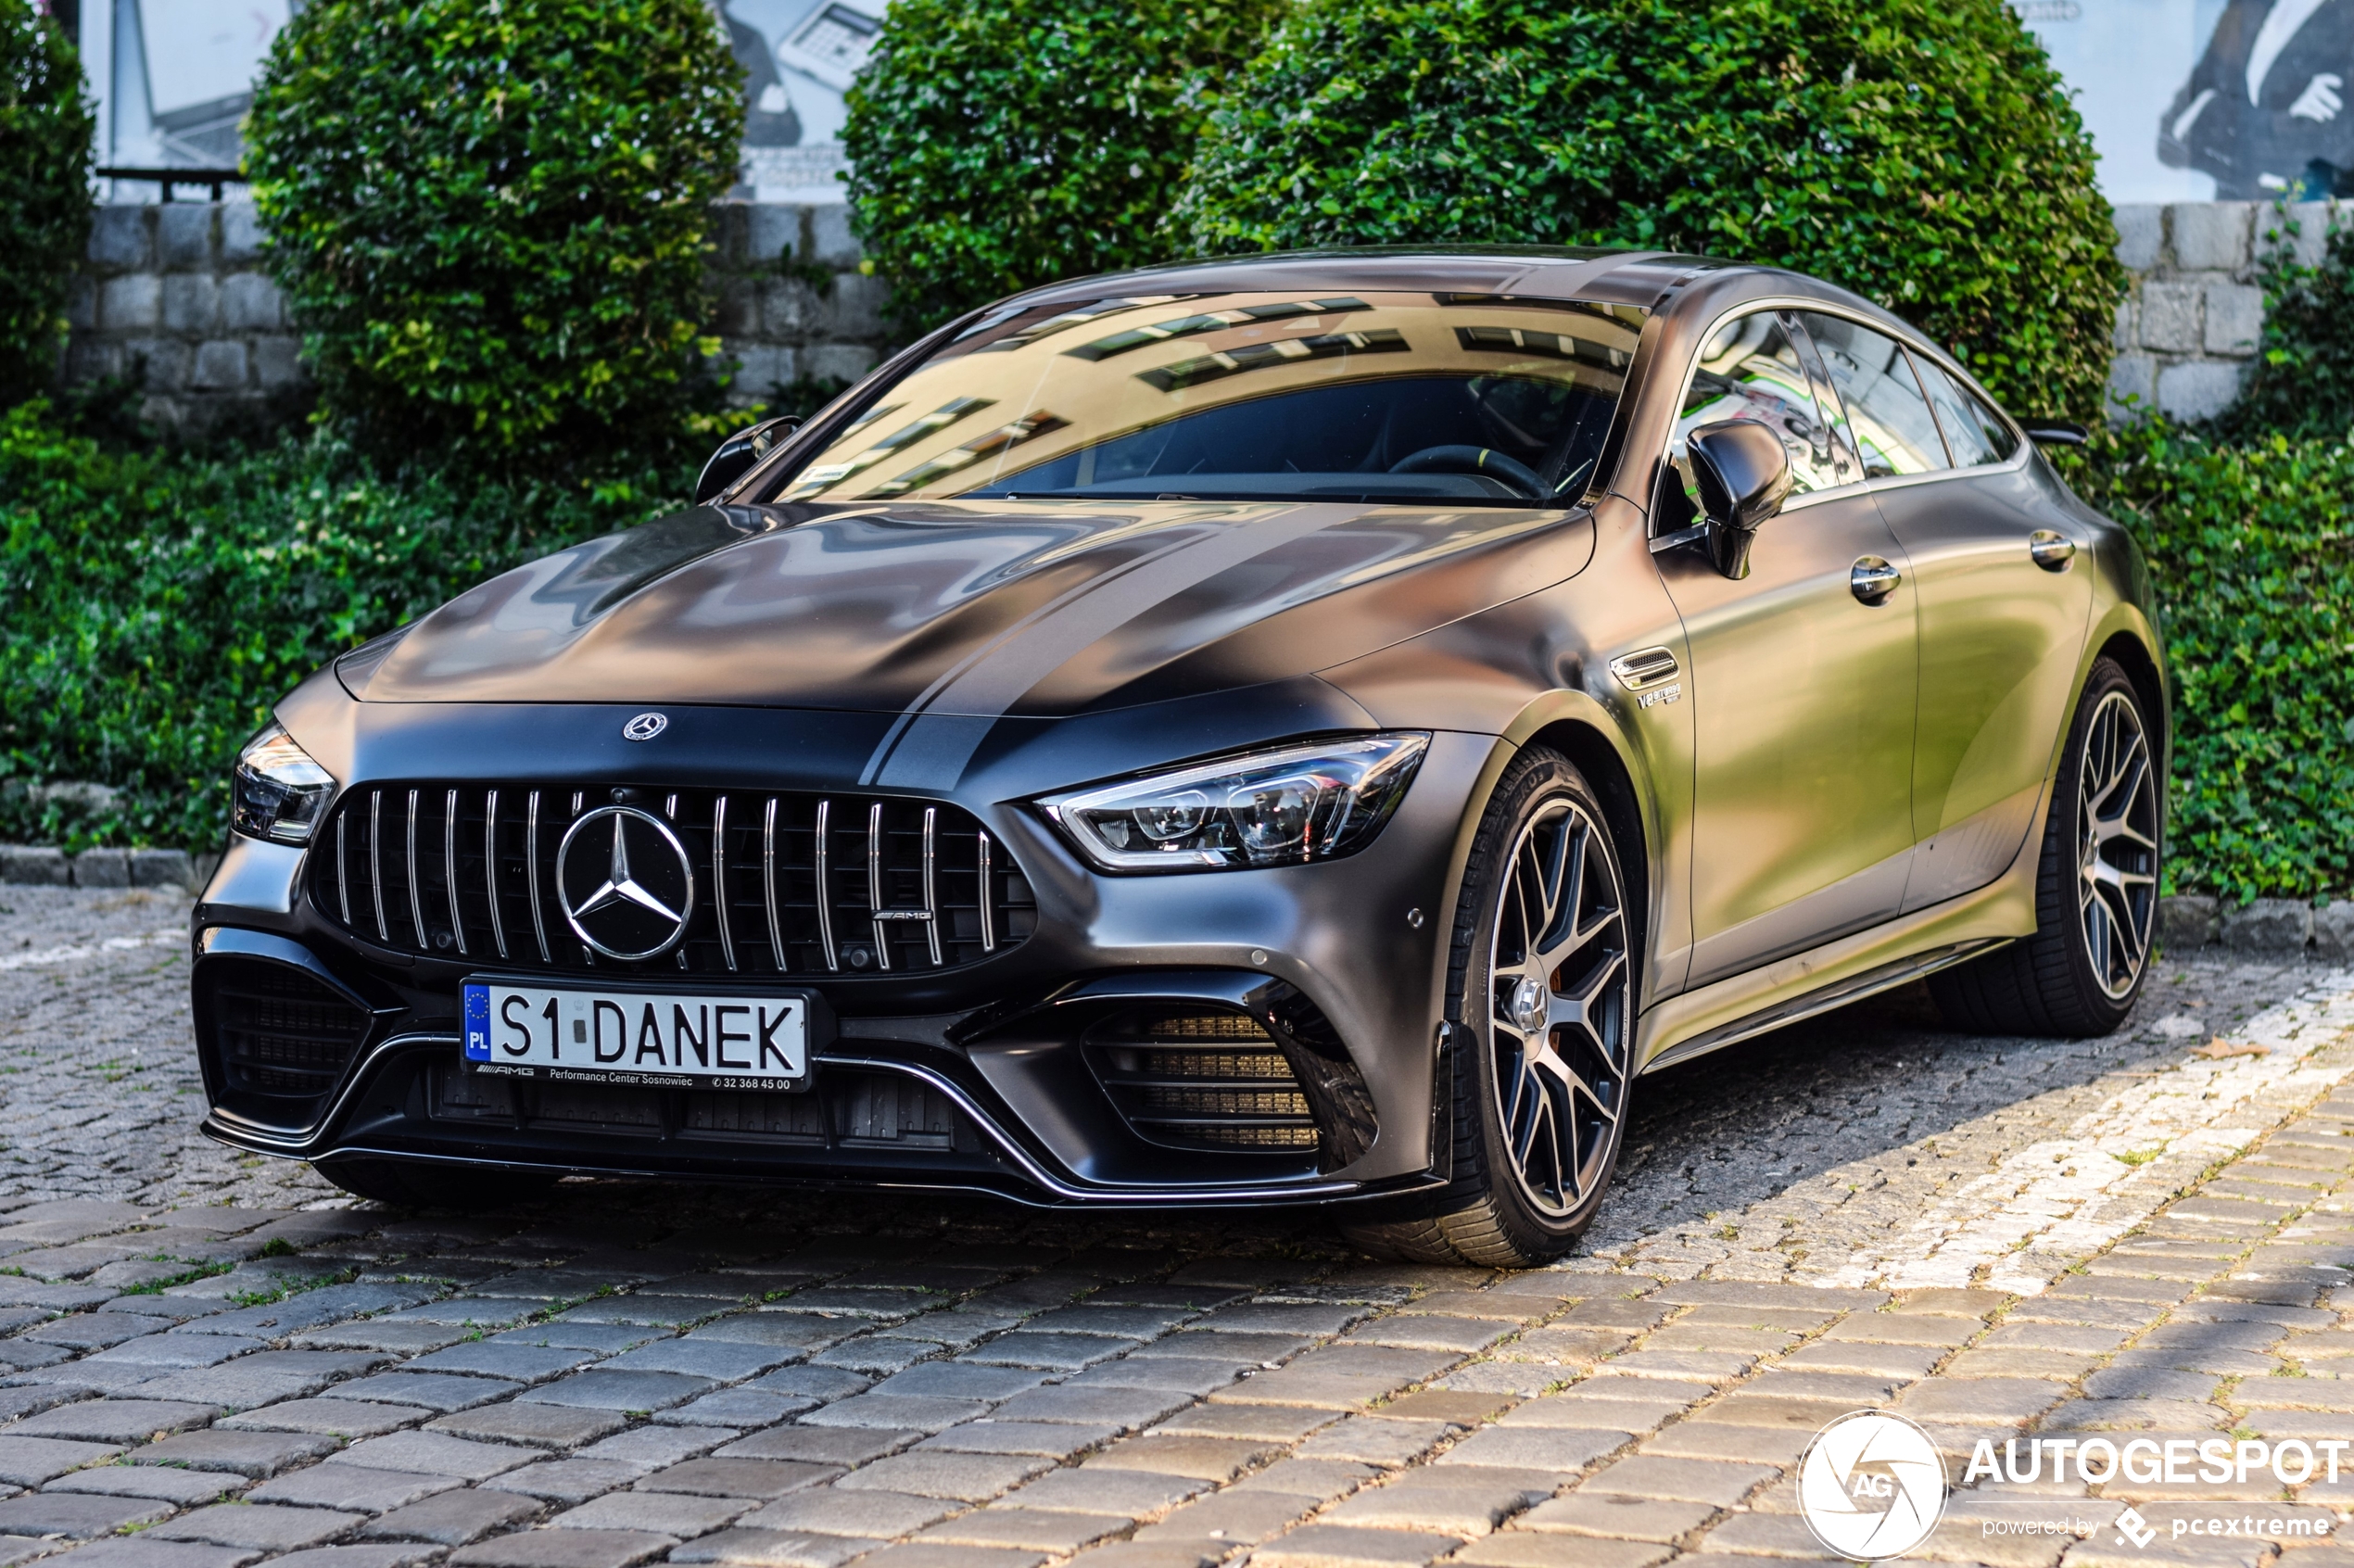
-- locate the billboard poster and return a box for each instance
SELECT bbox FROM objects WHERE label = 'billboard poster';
[2019,0,2354,202]
[716,0,881,201]
[77,0,2352,209]
[84,0,877,203]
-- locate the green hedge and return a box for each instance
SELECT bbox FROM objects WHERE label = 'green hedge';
[1175,0,2122,422]
[842,0,1279,335]
[844,0,2120,414]
[2,402,2345,908]
[2222,209,2354,442]
[2070,424,2354,904]
[0,1,93,405]
[0,403,689,850]
[245,0,744,467]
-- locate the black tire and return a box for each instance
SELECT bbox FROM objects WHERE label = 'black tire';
[314,1157,558,1210]
[1930,657,2161,1038]
[1343,748,1636,1267]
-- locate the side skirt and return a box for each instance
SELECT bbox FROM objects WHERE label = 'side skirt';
[1640,938,2005,1074]
[1634,836,2041,1074]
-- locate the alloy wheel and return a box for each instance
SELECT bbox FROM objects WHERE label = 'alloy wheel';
[2077,689,2159,1000]
[1487,797,1632,1219]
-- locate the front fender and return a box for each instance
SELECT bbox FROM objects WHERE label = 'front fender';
[1316,491,1697,1007]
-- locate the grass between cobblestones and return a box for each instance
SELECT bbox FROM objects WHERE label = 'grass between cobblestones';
[0,1014,2343,1568]
[1,897,2352,1565]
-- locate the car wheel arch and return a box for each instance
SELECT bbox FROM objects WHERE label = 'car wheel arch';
[1520,719,1652,973]
[1449,701,1658,1005]
[1984,613,2169,952]
[2092,626,2170,768]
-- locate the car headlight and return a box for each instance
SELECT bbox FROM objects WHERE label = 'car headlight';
[1040,733,1428,873]
[231,723,336,844]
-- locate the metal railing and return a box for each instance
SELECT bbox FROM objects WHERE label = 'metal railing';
[95,167,248,202]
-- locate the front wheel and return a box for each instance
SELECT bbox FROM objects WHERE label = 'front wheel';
[1345,749,1636,1267]
[1930,657,2161,1037]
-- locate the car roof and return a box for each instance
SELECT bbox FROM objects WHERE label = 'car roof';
[1002,246,1926,347]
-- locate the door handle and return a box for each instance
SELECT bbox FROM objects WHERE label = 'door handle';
[2029,529,2077,571]
[1851,556,1901,604]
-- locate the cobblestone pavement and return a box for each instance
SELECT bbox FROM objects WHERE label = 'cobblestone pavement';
[0,891,2348,1568]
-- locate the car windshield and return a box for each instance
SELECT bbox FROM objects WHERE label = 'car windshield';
[764,290,1646,507]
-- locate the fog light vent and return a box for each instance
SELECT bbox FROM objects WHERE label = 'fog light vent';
[1091,1010,1320,1152]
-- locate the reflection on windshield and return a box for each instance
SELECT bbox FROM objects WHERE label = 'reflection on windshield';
[789,397,994,494]
[1136,328,1409,394]
[1065,297,1372,361]
[766,290,1647,508]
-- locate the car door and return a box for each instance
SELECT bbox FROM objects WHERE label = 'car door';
[1806,319,2096,911]
[1651,308,1921,989]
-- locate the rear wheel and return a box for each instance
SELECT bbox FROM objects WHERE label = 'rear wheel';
[1930,657,2160,1037]
[314,1157,558,1210]
[1344,749,1635,1267]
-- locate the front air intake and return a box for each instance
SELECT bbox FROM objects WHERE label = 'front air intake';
[197,956,373,1120]
[1089,1009,1321,1152]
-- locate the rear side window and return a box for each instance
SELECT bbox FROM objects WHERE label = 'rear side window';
[1797,313,1947,477]
[1910,354,2019,467]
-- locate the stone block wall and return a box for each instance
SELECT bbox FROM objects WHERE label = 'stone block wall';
[63,197,2333,434]
[60,199,896,438]
[708,200,890,407]
[2107,199,2332,423]
[67,203,301,440]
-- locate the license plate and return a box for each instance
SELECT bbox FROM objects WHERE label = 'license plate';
[462,980,812,1091]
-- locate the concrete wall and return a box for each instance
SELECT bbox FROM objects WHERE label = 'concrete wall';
[62,199,896,439]
[2107,200,2331,423]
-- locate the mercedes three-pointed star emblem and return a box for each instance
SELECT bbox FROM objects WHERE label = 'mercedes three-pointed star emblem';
[554,805,697,960]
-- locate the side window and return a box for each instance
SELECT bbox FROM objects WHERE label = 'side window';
[1910,353,2019,467]
[1660,311,1841,529]
[1796,313,1948,477]
[1786,321,1865,487]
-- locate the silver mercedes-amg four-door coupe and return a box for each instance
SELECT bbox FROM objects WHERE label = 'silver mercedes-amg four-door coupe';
[196,247,2162,1266]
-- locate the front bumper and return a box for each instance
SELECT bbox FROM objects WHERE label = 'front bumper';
[191,700,1497,1208]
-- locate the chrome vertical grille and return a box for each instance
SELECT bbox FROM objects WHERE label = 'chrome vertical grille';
[712,794,736,972]
[367,790,389,945]
[484,790,508,961]
[313,784,1036,977]
[442,789,467,958]
[525,790,550,964]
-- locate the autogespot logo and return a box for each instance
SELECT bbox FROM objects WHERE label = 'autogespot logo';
[1963,1432,2354,1490]
[1799,1410,1948,1561]
[1793,1421,2354,1561]
[1962,1435,2344,1552]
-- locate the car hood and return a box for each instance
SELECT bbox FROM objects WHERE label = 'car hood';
[350,498,1595,720]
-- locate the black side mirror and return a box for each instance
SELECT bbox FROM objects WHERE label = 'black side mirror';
[1687,420,1792,579]
[2022,420,2088,447]
[694,415,802,505]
